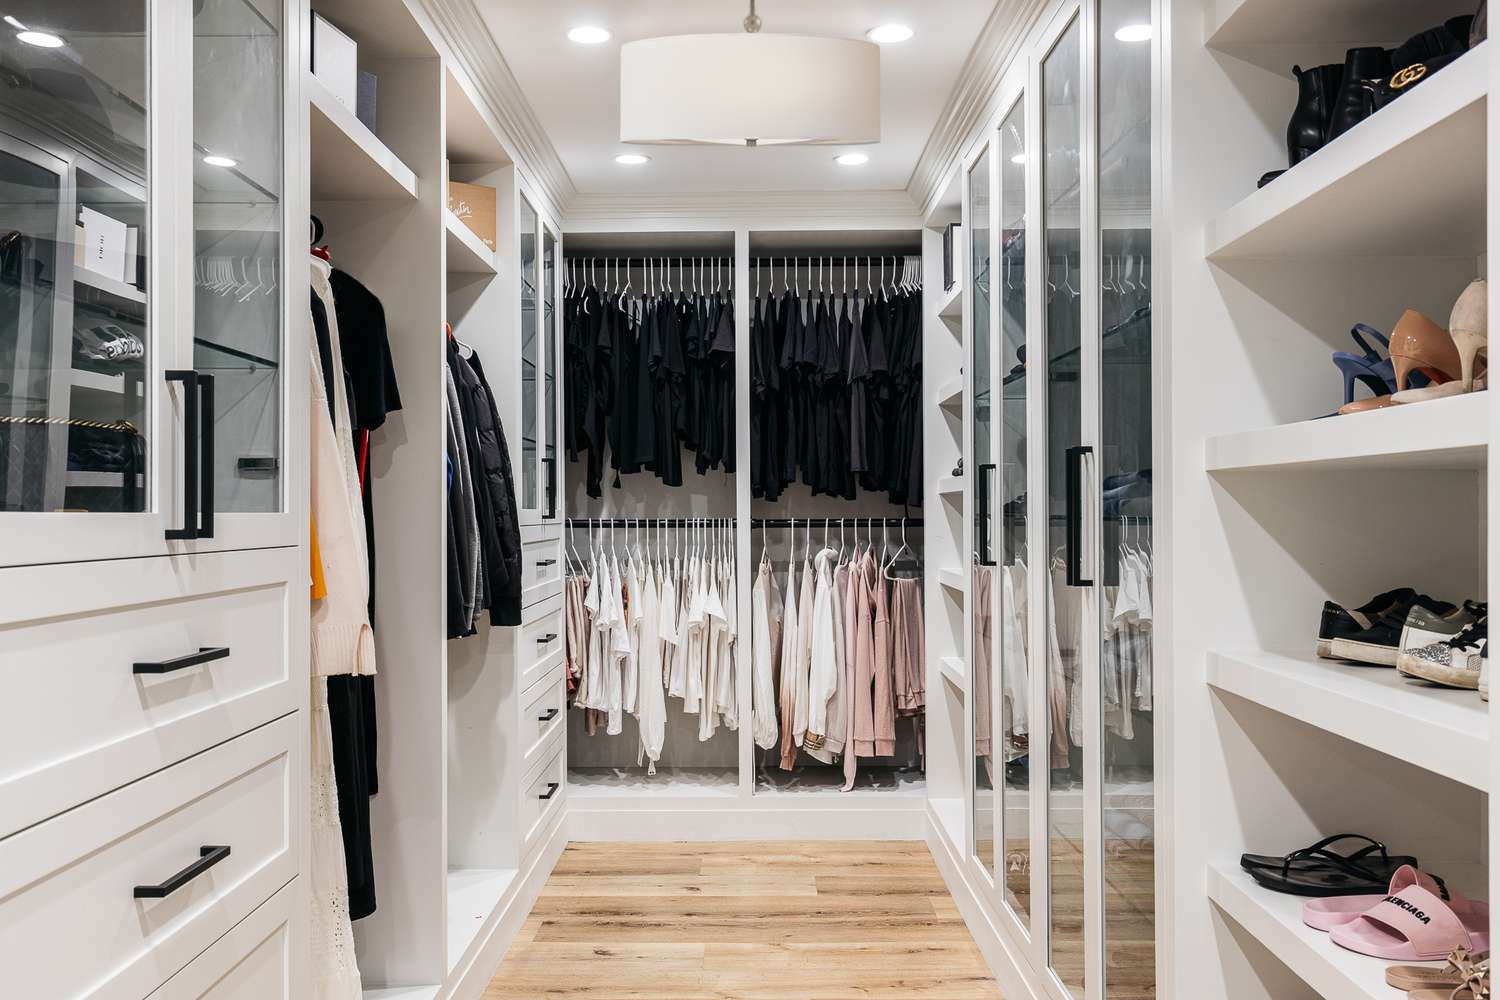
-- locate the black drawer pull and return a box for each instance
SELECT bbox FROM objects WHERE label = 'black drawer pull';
[536,633,559,645]
[134,647,230,675]
[134,845,231,899]
[537,781,560,801]
[535,558,558,568]
[537,707,560,722]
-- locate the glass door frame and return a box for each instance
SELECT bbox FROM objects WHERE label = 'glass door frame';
[541,220,562,523]
[183,0,301,553]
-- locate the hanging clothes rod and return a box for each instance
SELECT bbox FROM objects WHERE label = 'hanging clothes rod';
[566,518,737,527]
[752,518,924,529]
[563,517,923,528]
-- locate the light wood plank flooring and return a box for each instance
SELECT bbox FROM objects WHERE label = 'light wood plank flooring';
[483,841,1004,1000]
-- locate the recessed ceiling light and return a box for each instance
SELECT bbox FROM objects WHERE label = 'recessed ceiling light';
[568,25,611,45]
[614,153,650,166]
[835,152,870,166]
[202,154,238,168]
[1010,153,1027,165]
[16,29,64,48]
[866,24,913,44]
[1114,23,1152,42]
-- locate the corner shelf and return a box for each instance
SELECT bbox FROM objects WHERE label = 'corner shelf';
[937,280,964,322]
[937,375,963,410]
[938,567,965,594]
[1206,45,1488,260]
[74,267,146,305]
[939,655,966,693]
[309,72,419,202]
[444,210,498,275]
[1205,392,1488,473]
[1207,650,1488,791]
[1206,0,1470,58]
[1207,862,1476,1000]
[937,475,963,499]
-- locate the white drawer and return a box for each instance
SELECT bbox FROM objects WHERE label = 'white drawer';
[522,739,564,853]
[0,715,298,1000]
[518,593,564,690]
[521,526,563,608]
[522,667,565,764]
[147,880,299,999]
[0,548,297,838]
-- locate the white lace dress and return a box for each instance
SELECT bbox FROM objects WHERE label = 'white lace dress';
[311,678,363,999]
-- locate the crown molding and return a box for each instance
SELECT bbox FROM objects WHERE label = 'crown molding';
[906,0,1051,218]
[418,0,577,216]
[565,189,923,229]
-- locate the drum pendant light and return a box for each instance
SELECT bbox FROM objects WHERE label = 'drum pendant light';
[619,0,881,146]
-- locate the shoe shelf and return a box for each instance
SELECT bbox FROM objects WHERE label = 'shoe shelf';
[937,475,963,499]
[937,279,964,323]
[1207,650,1488,791]
[938,655,967,693]
[309,72,419,202]
[1205,391,1488,473]
[937,375,963,411]
[1207,862,1479,1000]
[444,209,498,275]
[1205,44,1487,260]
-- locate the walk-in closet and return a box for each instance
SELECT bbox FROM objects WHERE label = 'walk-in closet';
[7,0,1500,999]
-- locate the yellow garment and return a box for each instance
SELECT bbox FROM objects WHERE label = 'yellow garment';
[310,513,328,601]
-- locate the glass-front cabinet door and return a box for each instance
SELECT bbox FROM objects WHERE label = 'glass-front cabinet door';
[0,0,293,564]
[516,195,539,522]
[541,224,558,521]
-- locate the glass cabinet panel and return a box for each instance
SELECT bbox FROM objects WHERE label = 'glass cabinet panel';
[1043,16,1085,998]
[192,0,282,513]
[1098,1,1154,995]
[0,4,151,514]
[997,96,1031,923]
[968,142,995,883]
[518,196,537,512]
[543,225,557,519]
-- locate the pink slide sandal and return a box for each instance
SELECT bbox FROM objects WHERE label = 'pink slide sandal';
[1303,866,1451,932]
[1329,876,1490,960]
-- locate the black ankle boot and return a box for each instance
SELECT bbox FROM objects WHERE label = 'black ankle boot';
[1327,47,1392,141]
[1286,62,1344,165]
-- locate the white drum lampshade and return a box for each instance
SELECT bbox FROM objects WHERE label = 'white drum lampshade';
[619,33,880,146]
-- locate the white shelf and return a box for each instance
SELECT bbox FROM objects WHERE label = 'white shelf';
[1208,650,1488,791]
[939,567,965,594]
[1207,0,1471,54]
[74,267,145,305]
[1206,392,1488,473]
[66,471,142,489]
[937,475,963,498]
[937,375,963,410]
[309,72,419,202]
[446,867,516,974]
[364,988,440,1000]
[444,209,497,275]
[939,655,966,692]
[937,280,964,321]
[1207,862,1467,1000]
[1206,45,1488,260]
[70,369,140,396]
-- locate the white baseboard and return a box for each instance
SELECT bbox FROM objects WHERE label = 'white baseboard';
[924,802,1045,1000]
[442,809,568,1000]
[568,795,929,841]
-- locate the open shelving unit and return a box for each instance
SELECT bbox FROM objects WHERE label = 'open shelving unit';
[444,209,498,275]
[1170,0,1494,996]
[308,71,418,202]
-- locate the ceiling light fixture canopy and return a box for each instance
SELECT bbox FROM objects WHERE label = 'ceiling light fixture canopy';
[619,0,880,147]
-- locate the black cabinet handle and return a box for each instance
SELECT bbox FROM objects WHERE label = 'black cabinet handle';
[976,463,997,567]
[535,559,558,568]
[1065,445,1093,587]
[166,370,199,540]
[542,456,557,520]
[537,781,560,801]
[134,647,230,675]
[536,633,558,645]
[165,370,215,540]
[537,707,560,722]
[133,845,231,899]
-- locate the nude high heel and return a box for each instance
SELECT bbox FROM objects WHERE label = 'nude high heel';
[1449,278,1488,392]
[1387,309,1460,390]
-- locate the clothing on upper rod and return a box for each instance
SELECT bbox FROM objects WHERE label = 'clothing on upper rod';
[750,256,924,507]
[564,257,736,498]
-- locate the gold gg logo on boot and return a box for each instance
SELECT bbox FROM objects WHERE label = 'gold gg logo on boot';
[1391,64,1428,89]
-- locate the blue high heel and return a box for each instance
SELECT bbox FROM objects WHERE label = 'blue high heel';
[1333,323,1428,405]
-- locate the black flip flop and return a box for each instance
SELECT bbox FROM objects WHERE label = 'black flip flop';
[1240,834,1418,897]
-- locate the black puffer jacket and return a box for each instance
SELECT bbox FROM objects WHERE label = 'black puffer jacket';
[458,346,523,626]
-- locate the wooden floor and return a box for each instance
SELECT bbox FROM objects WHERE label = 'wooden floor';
[483,841,1004,1000]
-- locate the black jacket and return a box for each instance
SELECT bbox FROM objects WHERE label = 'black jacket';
[463,348,523,626]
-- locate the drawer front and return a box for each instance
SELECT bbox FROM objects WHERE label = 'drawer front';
[523,739,564,852]
[522,667,566,764]
[518,594,564,690]
[0,548,298,838]
[521,528,563,608]
[0,716,298,1000]
[148,881,299,1000]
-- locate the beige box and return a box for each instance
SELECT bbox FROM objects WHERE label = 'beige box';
[447,180,496,250]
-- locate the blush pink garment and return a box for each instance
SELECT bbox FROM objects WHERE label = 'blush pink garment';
[841,558,864,790]
[869,556,895,756]
[891,576,926,716]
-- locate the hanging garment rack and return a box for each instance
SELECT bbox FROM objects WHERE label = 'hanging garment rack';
[752,518,923,529]
[563,517,923,529]
[567,518,737,528]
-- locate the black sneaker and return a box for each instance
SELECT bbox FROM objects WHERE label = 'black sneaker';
[1317,588,1415,659]
[1328,592,1457,667]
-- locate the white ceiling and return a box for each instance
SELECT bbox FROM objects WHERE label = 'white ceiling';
[476,0,1000,197]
